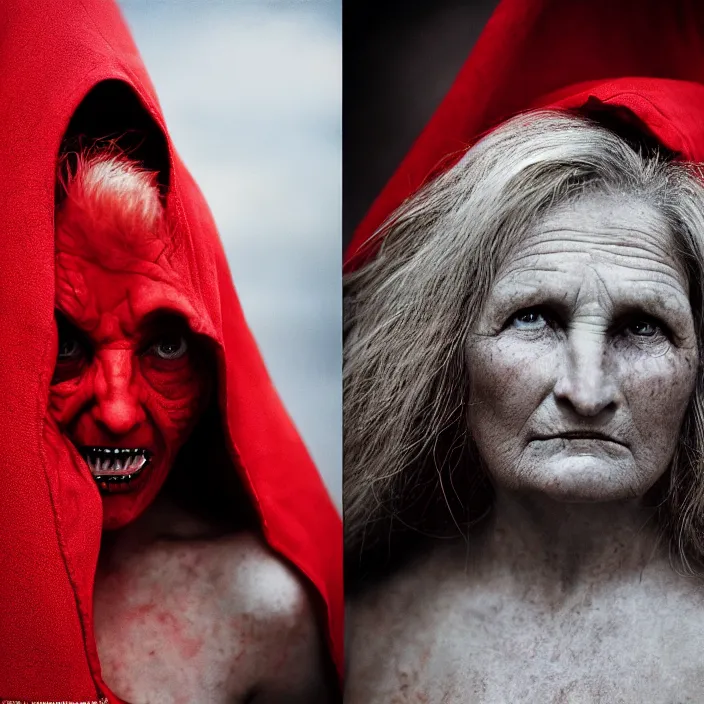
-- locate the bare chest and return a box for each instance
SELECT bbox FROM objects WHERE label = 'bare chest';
[90,493,327,704]
[93,537,263,704]
[346,561,704,703]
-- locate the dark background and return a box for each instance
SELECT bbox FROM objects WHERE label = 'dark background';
[344,0,499,248]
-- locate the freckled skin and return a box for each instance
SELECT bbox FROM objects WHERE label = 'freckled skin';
[467,196,698,501]
[94,499,331,704]
[348,539,704,703]
[346,196,704,702]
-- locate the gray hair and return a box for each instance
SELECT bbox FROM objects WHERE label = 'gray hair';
[344,110,704,579]
[56,149,164,246]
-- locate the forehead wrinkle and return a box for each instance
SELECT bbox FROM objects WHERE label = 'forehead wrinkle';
[55,265,136,342]
[55,260,100,329]
[516,225,679,267]
[499,218,688,299]
[500,253,689,301]
[62,249,171,281]
[496,265,689,305]
[55,260,83,303]
[93,295,134,344]
[580,262,614,313]
[530,194,683,264]
[56,249,182,323]
[56,212,175,270]
[57,253,191,330]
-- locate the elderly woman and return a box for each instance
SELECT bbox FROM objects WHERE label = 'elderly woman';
[344,1,704,701]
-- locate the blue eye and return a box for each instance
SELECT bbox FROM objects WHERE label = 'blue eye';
[510,308,548,330]
[626,319,658,337]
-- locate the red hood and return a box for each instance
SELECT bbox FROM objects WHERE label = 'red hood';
[0,0,342,699]
[345,0,704,271]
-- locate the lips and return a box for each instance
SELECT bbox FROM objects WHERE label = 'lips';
[79,446,152,493]
[533,431,627,447]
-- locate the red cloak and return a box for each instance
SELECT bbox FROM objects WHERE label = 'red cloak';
[0,0,342,700]
[345,0,704,271]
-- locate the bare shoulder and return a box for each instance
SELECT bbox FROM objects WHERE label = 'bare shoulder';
[208,530,323,655]
[96,499,335,702]
[216,530,312,617]
[212,531,336,702]
[116,498,320,640]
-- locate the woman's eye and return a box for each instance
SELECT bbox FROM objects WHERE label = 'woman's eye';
[625,319,659,338]
[149,336,188,360]
[58,338,83,360]
[510,308,548,330]
[53,331,88,384]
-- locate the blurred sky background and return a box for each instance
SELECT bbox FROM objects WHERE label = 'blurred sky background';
[117,0,341,506]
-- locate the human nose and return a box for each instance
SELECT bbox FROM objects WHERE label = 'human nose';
[553,328,618,417]
[92,350,146,436]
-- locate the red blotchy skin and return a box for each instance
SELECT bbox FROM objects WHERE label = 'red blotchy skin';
[49,198,210,529]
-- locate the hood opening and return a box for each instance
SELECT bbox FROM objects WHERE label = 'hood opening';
[52,82,242,531]
[57,79,170,208]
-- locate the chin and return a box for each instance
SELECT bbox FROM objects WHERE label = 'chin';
[522,455,651,503]
[100,464,168,529]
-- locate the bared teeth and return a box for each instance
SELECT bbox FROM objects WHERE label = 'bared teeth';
[79,446,152,484]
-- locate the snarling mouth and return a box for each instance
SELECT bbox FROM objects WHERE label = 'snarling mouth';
[80,447,153,492]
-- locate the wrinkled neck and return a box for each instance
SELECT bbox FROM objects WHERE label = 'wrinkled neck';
[477,489,665,591]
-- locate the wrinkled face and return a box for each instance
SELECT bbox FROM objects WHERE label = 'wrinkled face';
[466,195,698,502]
[50,213,210,529]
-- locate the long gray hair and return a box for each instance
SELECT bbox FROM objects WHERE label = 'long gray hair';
[344,110,704,581]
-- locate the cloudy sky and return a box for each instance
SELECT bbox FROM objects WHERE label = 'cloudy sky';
[117,0,341,506]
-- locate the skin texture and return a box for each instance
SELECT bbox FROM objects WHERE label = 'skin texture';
[93,497,333,704]
[466,195,698,502]
[346,195,704,702]
[50,236,209,528]
[347,536,704,703]
[49,168,210,528]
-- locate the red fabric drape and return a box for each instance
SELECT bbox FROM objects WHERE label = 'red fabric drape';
[345,0,704,271]
[0,1,342,700]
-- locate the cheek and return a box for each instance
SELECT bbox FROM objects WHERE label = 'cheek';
[467,335,556,434]
[48,371,94,428]
[139,360,209,440]
[619,348,697,445]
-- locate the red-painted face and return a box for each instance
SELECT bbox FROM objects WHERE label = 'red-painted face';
[49,158,210,529]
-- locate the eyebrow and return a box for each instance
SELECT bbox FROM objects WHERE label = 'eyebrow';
[485,275,693,334]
